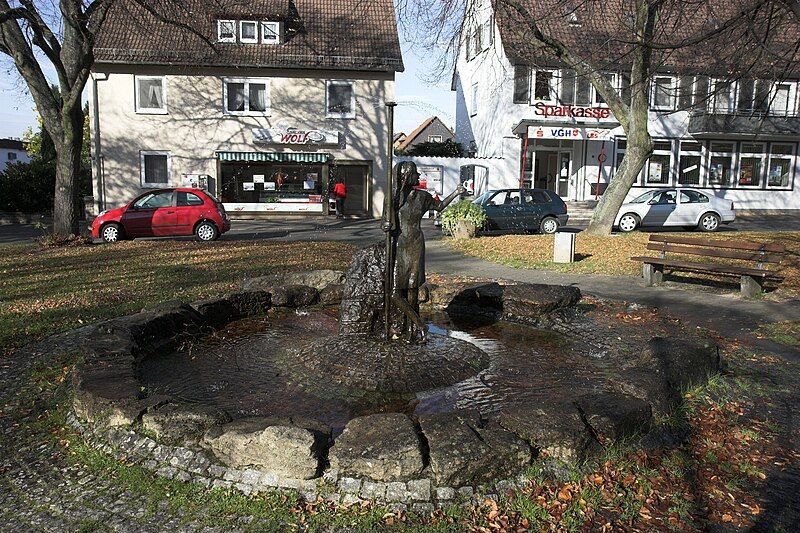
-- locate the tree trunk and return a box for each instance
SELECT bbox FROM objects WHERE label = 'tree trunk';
[52,106,84,236]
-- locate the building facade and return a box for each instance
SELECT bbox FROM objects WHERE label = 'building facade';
[90,0,403,218]
[395,117,457,153]
[454,0,800,210]
[0,138,30,172]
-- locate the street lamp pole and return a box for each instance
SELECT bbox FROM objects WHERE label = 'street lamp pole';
[384,101,397,340]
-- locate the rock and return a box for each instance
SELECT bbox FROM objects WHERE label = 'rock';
[241,270,345,292]
[103,305,205,356]
[500,284,581,320]
[339,243,386,335]
[190,298,239,328]
[498,401,598,462]
[329,413,425,482]
[224,291,271,317]
[268,285,319,307]
[319,284,344,305]
[141,404,232,444]
[428,282,503,311]
[574,392,652,445]
[419,410,531,486]
[616,337,720,416]
[202,417,330,479]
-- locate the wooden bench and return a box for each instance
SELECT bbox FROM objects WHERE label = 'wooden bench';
[631,235,786,297]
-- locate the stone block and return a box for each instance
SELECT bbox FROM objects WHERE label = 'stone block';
[360,480,387,500]
[338,477,362,494]
[406,479,431,501]
[435,487,456,501]
[386,482,409,502]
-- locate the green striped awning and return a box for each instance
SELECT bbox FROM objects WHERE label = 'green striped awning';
[216,151,330,163]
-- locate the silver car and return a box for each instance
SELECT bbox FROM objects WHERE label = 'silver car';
[615,188,736,232]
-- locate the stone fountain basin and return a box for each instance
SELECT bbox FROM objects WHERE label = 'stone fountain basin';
[70,272,720,499]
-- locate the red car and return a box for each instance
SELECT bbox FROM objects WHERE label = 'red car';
[91,188,231,243]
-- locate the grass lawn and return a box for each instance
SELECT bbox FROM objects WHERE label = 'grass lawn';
[0,240,356,355]
[449,231,800,298]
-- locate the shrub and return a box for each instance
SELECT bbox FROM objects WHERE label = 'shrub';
[0,159,91,214]
[440,199,487,236]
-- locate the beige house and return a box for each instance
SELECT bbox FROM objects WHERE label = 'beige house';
[90,0,403,217]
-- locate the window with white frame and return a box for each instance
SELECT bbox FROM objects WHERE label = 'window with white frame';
[428,135,443,143]
[513,65,530,104]
[8,152,17,161]
[464,32,472,60]
[532,70,557,103]
[738,142,765,187]
[217,20,236,42]
[140,151,170,187]
[239,21,258,43]
[647,140,673,184]
[473,27,482,55]
[710,79,736,113]
[223,78,270,115]
[753,80,771,114]
[135,76,167,114]
[652,76,676,110]
[767,143,795,188]
[483,16,494,47]
[678,140,703,185]
[560,69,576,104]
[678,76,696,109]
[771,83,796,117]
[707,142,736,187]
[261,21,280,44]
[593,72,617,105]
[326,80,355,118]
[470,82,478,116]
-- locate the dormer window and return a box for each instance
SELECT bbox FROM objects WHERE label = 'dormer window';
[261,21,280,44]
[239,21,258,43]
[218,20,235,43]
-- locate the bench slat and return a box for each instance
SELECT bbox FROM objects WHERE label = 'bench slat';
[646,242,784,263]
[648,234,786,253]
[631,256,784,280]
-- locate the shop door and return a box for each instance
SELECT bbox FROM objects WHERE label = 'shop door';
[334,164,369,215]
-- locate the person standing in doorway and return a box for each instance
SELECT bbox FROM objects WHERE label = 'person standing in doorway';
[332,177,347,218]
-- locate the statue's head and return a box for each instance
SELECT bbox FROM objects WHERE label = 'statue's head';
[395,161,420,189]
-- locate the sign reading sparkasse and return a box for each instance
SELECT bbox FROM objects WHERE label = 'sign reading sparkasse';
[533,102,613,120]
[253,127,339,145]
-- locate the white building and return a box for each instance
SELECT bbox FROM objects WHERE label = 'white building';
[453,0,800,210]
[0,139,30,171]
[90,0,403,218]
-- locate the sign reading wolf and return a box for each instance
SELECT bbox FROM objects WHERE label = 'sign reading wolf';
[382,161,465,342]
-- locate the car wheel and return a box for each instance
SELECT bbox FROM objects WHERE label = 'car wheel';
[101,223,123,243]
[698,212,721,232]
[540,217,559,234]
[195,221,219,241]
[618,213,639,233]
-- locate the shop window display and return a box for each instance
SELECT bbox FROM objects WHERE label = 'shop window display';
[220,163,324,206]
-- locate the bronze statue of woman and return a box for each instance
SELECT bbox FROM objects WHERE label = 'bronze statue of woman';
[383,161,465,341]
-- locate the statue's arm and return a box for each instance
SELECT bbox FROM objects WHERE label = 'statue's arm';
[431,185,466,212]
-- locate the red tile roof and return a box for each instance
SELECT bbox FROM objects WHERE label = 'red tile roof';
[94,0,404,72]
[493,0,800,77]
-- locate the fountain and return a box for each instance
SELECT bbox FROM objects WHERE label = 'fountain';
[63,103,722,504]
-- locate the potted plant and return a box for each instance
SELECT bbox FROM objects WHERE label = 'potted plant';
[440,199,487,239]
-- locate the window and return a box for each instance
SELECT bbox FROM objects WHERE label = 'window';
[134,76,167,114]
[224,78,270,115]
[261,21,280,44]
[708,142,735,187]
[470,83,478,116]
[594,73,617,105]
[473,27,482,55]
[177,191,205,206]
[652,76,675,110]
[326,81,355,118]
[140,152,170,187]
[428,135,443,143]
[678,76,695,109]
[681,190,710,203]
[464,32,472,60]
[710,79,735,113]
[679,140,703,185]
[575,75,591,105]
[560,69,576,105]
[8,152,16,161]
[767,143,795,188]
[771,83,795,116]
[483,17,494,47]
[513,65,530,104]
[652,190,677,205]
[533,70,556,102]
[217,20,236,43]
[738,142,765,187]
[737,79,755,113]
[645,141,673,185]
[753,80,771,113]
[134,191,174,209]
[239,21,258,43]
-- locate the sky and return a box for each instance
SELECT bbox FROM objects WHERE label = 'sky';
[0,38,456,141]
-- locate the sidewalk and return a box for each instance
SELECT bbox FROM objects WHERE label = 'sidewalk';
[426,239,800,360]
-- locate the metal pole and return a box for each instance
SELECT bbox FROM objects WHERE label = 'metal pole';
[384,102,397,340]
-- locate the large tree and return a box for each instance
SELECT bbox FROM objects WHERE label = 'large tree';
[398,0,800,235]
